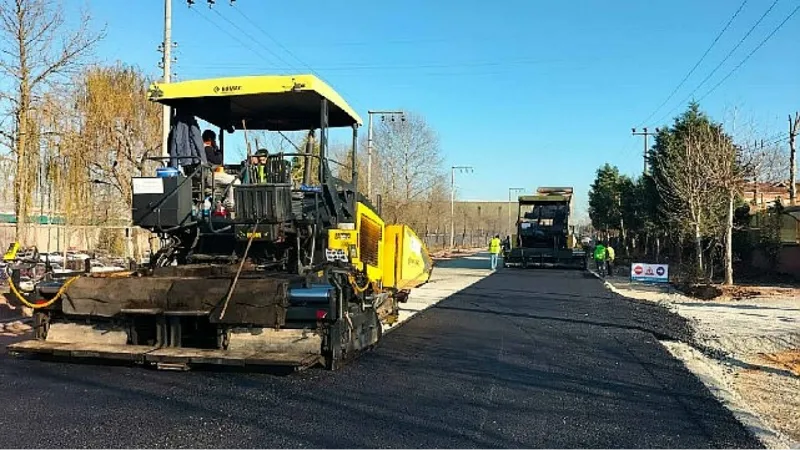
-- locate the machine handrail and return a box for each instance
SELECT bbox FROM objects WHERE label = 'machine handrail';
[144,155,208,168]
[256,152,347,169]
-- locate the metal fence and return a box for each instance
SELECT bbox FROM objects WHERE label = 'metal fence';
[422,232,497,251]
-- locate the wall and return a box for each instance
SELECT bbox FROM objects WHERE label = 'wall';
[751,244,800,279]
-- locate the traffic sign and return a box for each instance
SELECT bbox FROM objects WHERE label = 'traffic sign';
[630,263,669,283]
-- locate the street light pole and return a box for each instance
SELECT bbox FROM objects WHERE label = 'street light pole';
[366,110,405,199]
[508,187,524,237]
[450,165,473,251]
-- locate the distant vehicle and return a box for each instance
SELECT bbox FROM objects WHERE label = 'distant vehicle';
[13,247,39,262]
[48,263,75,276]
[504,187,587,269]
[88,260,125,273]
[67,252,91,261]
[38,252,64,263]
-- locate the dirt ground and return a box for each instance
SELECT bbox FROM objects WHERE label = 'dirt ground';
[0,286,33,323]
[606,277,800,448]
[0,320,32,337]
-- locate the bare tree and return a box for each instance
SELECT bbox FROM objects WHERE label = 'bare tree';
[705,127,742,285]
[372,112,445,223]
[0,0,105,242]
[653,124,725,277]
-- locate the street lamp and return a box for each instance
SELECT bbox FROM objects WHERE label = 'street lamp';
[450,165,473,251]
[508,187,524,237]
[366,110,405,199]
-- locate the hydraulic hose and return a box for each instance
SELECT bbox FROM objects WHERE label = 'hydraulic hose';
[347,273,371,293]
[6,276,80,309]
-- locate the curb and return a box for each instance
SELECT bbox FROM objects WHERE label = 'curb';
[587,269,628,294]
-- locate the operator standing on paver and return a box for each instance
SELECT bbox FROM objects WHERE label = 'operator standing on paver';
[489,235,502,270]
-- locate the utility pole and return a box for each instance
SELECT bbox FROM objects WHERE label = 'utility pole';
[751,139,763,206]
[790,112,799,205]
[366,110,405,199]
[632,127,657,175]
[450,166,473,250]
[507,187,524,238]
[159,0,175,159]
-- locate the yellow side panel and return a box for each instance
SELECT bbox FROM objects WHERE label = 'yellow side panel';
[325,204,384,283]
[382,224,432,290]
[355,202,384,283]
[327,229,357,252]
[381,227,400,288]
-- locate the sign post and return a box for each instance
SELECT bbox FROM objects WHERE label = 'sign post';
[630,263,669,283]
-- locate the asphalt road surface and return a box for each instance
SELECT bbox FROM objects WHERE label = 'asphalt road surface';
[0,255,762,448]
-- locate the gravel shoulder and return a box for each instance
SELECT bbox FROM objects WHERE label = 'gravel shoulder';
[602,275,800,448]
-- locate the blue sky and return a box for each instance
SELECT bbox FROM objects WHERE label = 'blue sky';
[68,0,798,216]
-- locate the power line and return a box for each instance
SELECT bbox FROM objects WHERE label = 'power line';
[637,0,748,127]
[696,3,800,103]
[187,6,277,69]
[224,2,365,111]
[178,57,566,73]
[286,37,454,48]
[654,0,780,125]
[176,66,534,86]
[208,6,299,71]
[230,6,309,72]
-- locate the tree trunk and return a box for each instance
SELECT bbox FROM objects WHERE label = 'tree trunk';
[619,208,627,256]
[694,222,703,276]
[14,103,30,243]
[655,235,660,262]
[723,193,734,285]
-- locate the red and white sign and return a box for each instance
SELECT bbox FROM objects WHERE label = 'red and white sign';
[630,263,669,283]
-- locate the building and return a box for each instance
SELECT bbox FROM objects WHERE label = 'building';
[742,181,800,210]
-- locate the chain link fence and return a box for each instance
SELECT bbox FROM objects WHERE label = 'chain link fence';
[422,231,499,251]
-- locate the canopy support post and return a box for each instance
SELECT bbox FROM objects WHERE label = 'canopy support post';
[318,98,329,185]
[303,130,314,185]
[351,124,358,208]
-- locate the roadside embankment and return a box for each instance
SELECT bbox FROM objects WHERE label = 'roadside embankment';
[598,272,800,449]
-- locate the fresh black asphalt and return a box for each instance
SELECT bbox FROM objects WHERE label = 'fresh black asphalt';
[0,257,762,448]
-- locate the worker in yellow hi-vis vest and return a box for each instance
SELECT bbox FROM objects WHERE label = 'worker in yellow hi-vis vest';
[488,235,502,270]
[606,244,616,277]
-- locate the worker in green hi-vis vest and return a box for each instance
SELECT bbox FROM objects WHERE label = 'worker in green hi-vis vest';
[593,241,607,276]
[243,148,270,184]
